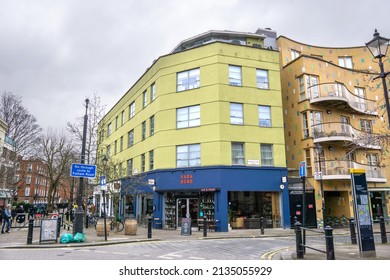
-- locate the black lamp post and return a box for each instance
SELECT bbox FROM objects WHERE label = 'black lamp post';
[102,155,108,241]
[314,143,326,228]
[366,29,390,128]
[73,98,89,234]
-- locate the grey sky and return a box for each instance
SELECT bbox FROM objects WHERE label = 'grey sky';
[1,0,389,130]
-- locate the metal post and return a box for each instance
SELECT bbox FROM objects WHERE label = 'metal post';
[74,98,89,234]
[378,57,390,128]
[302,175,306,254]
[203,217,207,237]
[148,218,152,239]
[293,216,298,225]
[349,218,357,244]
[260,216,265,235]
[295,221,304,259]
[27,218,34,245]
[324,226,335,260]
[103,189,107,241]
[379,216,387,244]
[57,217,61,238]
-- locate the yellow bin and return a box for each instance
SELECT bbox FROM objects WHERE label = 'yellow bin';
[96,219,109,237]
[125,219,137,235]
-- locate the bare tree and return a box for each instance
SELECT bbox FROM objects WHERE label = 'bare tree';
[0,91,42,156]
[38,130,76,212]
[67,93,106,165]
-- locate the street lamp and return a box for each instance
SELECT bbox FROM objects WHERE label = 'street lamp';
[365,29,390,128]
[102,155,108,241]
[314,143,326,228]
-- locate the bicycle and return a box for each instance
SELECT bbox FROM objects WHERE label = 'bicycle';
[88,214,98,228]
[93,216,124,232]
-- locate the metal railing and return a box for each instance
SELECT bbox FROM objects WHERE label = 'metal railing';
[295,221,335,260]
[312,122,382,149]
[313,160,386,181]
[308,83,378,115]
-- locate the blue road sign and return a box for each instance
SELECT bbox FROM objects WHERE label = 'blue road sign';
[299,161,306,177]
[100,176,106,186]
[70,163,97,178]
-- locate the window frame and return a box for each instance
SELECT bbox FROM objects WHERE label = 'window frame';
[129,102,135,119]
[230,103,244,125]
[176,144,201,167]
[256,69,269,89]
[258,105,271,127]
[177,105,200,129]
[229,65,242,86]
[128,130,134,147]
[231,142,245,165]
[177,68,200,92]
[261,144,274,166]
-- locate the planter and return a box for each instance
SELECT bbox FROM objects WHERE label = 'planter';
[125,219,137,235]
[96,219,109,237]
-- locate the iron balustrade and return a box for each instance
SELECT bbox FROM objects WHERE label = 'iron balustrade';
[308,82,378,115]
[311,122,382,149]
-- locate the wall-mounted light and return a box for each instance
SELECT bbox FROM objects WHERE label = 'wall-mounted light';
[327,110,331,114]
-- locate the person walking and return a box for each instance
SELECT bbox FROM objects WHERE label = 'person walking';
[1,204,12,233]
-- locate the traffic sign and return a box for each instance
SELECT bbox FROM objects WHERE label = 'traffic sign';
[299,161,306,177]
[100,176,106,186]
[70,163,97,178]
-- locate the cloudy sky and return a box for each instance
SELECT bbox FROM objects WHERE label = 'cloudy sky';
[1,0,390,130]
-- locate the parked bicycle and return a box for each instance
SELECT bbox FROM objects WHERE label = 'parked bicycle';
[87,214,99,228]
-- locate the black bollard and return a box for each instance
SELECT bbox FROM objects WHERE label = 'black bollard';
[294,221,304,259]
[349,218,357,244]
[27,218,34,245]
[203,217,207,237]
[379,216,387,244]
[260,216,265,235]
[85,214,89,229]
[57,217,61,238]
[324,226,335,260]
[148,218,152,239]
[293,216,298,225]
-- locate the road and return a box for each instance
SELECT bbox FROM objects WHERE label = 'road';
[1,237,297,260]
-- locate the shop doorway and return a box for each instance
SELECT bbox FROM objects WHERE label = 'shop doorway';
[177,198,198,228]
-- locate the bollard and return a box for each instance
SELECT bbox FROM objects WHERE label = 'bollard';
[293,216,298,224]
[147,218,152,239]
[349,218,357,244]
[260,216,265,235]
[57,217,61,238]
[294,221,304,259]
[27,218,34,245]
[85,214,89,229]
[203,217,207,238]
[324,226,335,260]
[379,216,387,244]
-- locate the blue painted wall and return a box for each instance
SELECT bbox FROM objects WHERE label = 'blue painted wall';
[123,166,290,231]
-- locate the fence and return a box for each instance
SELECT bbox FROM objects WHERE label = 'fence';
[294,221,335,260]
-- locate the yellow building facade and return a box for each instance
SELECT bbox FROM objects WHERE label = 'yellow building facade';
[97,29,291,232]
[277,36,390,227]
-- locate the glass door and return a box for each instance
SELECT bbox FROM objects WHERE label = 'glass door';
[177,198,198,228]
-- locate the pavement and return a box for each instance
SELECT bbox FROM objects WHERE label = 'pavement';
[1,221,389,260]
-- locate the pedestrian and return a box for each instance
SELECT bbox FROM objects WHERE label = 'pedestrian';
[1,204,12,234]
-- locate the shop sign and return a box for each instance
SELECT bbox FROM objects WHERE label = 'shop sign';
[180,174,193,184]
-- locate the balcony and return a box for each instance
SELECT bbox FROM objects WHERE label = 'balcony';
[312,122,382,150]
[314,160,386,183]
[308,83,377,115]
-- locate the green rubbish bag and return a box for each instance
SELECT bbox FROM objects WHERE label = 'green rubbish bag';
[60,233,74,244]
[73,232,86,243]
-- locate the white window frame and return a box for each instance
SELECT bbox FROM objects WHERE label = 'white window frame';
[143,90,147,108]
[261,144,274,166]
[177,68,200,92]
[26,175,31,185]
[230,103,243,125]
[291,49,300,60]
[127,159,133,176]
[128,130,134,147]
[177,105,200,129]
[151,83,156,101]
[176,144,201,167]
[258,105,271,127]
[256,69,269,89]
[231,142,245,165]
[229,65,242,86]
[107,123,112,136]
[338,56,353,69]
[129,102,135,119]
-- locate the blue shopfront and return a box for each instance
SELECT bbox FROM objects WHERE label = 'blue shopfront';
[137,166,290,232]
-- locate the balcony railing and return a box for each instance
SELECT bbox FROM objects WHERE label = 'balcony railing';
[308,83,377,115]
[311,122,382,149]
[314,160,386,182]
